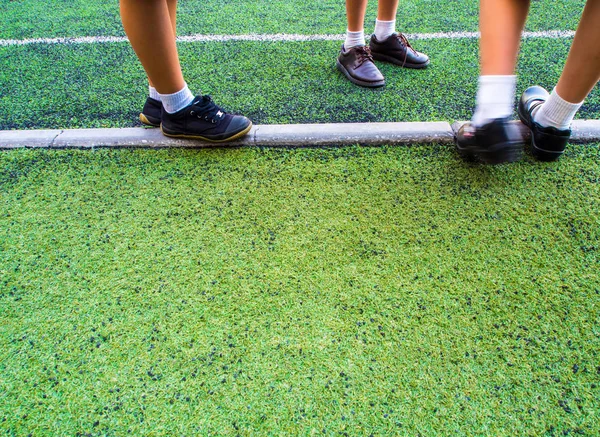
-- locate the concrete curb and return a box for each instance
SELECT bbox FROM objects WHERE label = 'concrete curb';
[0,122,453,149]
[1,120,598,150]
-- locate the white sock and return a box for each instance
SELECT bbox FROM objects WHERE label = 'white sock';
[158,84,195,114]
[374,19,396,41]
[148,86,161,101]
[345,29,365,49]
[532,88,582,130]
[472,75,516,127]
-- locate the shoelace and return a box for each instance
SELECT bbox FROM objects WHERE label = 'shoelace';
[354,46,375,67]
[396,33,416,68]
[189,95,226,124]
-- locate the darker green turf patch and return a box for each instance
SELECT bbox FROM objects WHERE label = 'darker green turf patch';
[1,38,598,130]
[1,144,599,436]
[0,0,585,39]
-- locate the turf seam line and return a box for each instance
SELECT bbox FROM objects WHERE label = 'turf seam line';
[0,30,576,47]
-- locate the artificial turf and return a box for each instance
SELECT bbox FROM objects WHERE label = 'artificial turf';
[2,1,599,435]
[0,0,597,131]
[1,144,599,436]
[1,38,599,130]
[0,0,586,39]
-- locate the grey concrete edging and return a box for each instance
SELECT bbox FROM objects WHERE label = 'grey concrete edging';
[1,120,599,150]
[0,122,453,149]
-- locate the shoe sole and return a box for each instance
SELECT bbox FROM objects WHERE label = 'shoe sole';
[456,133,522,165]
[160,122,253,143]
[455,142,479,163]
[517,105,564,162]
[336,60,385,88]
[477,141,522,165]
[139,113,160,128]
[371,52,430,69]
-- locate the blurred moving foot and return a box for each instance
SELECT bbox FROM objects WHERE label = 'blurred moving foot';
[161,95,252,142]
[455,118,523,165]
[518,86,571,162]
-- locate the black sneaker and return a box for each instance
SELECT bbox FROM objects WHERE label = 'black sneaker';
[518,86,571,162]
[139,97,162,127]
[455,118,523,164]
[161,95,252,142]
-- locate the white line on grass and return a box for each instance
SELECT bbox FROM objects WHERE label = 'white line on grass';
[0,30,576,47]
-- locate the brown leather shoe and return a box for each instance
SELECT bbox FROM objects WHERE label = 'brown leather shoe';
[369,33,429,69]
[336,45,385,88]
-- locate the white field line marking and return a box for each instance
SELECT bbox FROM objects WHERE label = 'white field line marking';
[0,30,575,47]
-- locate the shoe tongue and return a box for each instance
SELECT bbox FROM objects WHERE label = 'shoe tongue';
[192,95,211,107]
[191,95,225,119]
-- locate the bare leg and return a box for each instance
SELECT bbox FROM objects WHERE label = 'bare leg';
[148,0,178,89]
[480,0,530,75]
[556,0,600,103]
[471,0,531,126]
[120,0,185,94]
[457,0,531,164]
[377,0,398,21]
[346,0,369,32]
[167,0,178,33]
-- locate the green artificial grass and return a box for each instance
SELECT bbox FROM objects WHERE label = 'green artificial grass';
[1,38,599,130]
[0,0,586,39]
[0,0,596,130]
[1,144,599,436]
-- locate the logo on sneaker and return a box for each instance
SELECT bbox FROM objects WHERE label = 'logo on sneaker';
[216,111,224,118]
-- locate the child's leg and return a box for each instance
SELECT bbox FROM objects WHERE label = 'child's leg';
[479,0,529,76]
[121,0,251,141]
[148,0,178,96]
[472,0,530,126]
[375,0,398,40]
[370,0,429,69]
[456,0,530,164]
[376,0,398,21]
[373,0,397,40]
[345,0,369,48]
[556,0,600,103]
[120,0,186,94]
[533,0,600,129]
[337,0,385,88]
[516,0,600,160]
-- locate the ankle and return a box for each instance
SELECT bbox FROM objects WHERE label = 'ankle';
[472,75,516,127]
[158,84,195,114]
[345,29,366,49]
[148,86,161,101]
[532,88,582,130]
[374,19,395,41]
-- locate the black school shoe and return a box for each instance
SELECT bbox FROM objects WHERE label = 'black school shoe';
[140,97,162,127]
[455,118,523,164]
[518,86,571,162]
[161,95,252,142]
[369,33,429,69]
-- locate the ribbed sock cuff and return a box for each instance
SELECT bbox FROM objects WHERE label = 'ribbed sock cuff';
[158,84,195,114]
[345,29,365,49]
[472,75,516,127]
[374,19,395,41]
[148,86,161,101]
[533,88,583,130]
